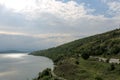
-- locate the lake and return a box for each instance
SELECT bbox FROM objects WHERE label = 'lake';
[0,53,54,80]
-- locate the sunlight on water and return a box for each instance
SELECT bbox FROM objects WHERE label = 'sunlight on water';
[1,54,26,58]
[0,53,54,80]
[0,71,17,77]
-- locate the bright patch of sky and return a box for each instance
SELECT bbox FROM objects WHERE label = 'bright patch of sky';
[59,0,110,17]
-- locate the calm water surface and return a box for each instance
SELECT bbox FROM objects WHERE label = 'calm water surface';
[0,53,54,80]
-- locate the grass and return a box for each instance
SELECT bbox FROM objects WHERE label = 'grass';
[54,57,120,80]
[33,55,120,80]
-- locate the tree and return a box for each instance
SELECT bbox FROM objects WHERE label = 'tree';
[95,76,103,80]
[75,60,79,65]
[110,64,115,71]
[106,58,110,63]
[81,53,90,60]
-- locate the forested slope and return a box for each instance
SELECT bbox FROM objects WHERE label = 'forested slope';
[31,28,120,62]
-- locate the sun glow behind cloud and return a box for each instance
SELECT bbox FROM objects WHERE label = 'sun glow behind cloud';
[0,0,36,12]
[0,0,93,20]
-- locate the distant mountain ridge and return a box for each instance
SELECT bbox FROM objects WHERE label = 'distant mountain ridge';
[0,50,27,53]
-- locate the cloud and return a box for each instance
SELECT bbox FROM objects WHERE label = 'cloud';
[1,0,94,20]
[0,34,54,51]
[0,30,74,39]
[0,32,81,51]
[0,5,28,29]
[0,0,120,51]
[101,0,120,16]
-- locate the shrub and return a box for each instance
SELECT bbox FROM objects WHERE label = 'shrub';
[75,60,79,65]
[95,76,103,80]
[81,53,90,60]
[106,58,110,63]
[110,64,115,71]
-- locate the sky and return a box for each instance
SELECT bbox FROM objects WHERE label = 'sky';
[0,0,120,51]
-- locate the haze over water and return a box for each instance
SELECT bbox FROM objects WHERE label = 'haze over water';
[0,53,54,80]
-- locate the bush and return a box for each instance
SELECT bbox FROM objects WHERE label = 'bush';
[110,64,115,71]
[106,58,110,63]
[95,76,103,80]
[81,53,90,60]
[42,68,52,76]
[75,60,79,65]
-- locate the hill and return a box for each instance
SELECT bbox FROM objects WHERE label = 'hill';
[0,50,27,53]
[31,28,120,62]
[31,28,120,80]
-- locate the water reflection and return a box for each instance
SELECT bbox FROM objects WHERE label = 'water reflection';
[0,71,17,77]
[0,53,54,80]
[1,54,26,58]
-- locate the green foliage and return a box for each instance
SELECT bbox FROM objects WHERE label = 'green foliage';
[31,29,120,63]
[106,58,110,63]
[40,68,52,76]
[95,76,103,80]
[81,53,90,60]
[54,58,79,80]
[75,60,79,65]
[36,68,52,80]
[110,64,115,71]
[54,57,120,80]
[31,29,120,80]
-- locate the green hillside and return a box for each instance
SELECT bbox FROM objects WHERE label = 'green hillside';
[31,28,120,80]
[31,29,120,62]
